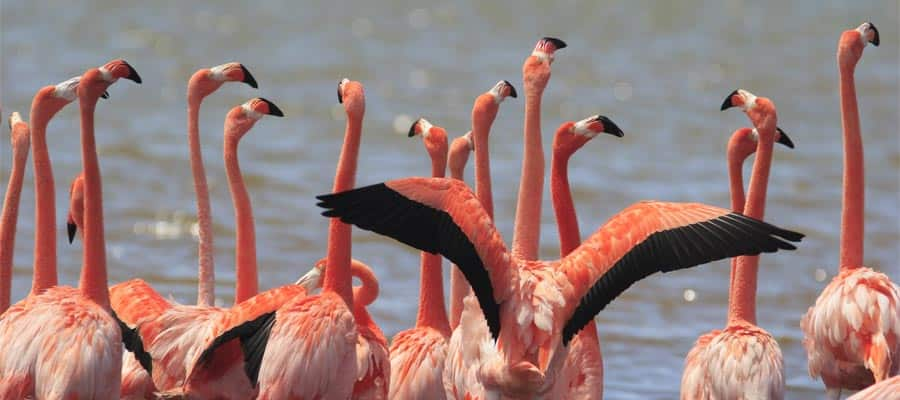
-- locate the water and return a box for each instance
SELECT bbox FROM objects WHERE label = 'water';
[1,0,898,398]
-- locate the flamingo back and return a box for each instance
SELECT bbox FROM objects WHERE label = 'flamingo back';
[702,324,784,399]
[389,326,449,400]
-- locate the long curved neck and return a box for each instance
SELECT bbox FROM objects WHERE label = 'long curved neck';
[78,98,110,307]
[416,158,450,335]
[0,142,29,311]
[448,159,468,329]
[225,134,258,304]
[725,150,748,324]
[472,118,494,219]
[350,262,379,307]
[323,115,362,306]
[28,113,57,294]
[188,96,216,306]
[728,132,774,325]
[838,61,864,270]
[512,88,545,260]
[551,150,579,256]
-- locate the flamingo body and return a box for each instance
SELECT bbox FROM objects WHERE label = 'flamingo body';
[391,327,449,399]
[847,374,900,399]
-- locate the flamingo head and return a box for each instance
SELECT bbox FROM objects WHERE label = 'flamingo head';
[523,37,566,92]
[839,22,879,69]
[79,59,140,101]
[448,132,473,178]
[189,62,258,101]
[225,97,284,139]
[554,115,624,156]
[32,76,98,122]
[473,80,516,127]
[728,127,794,162]
[66,173,86,244]
[337,78,365,118]
[8,112,29,150]
[408,118,449,170]
[721,89,777,137]
[295,258,326,290]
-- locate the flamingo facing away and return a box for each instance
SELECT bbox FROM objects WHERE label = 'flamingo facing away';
[549,115,625,398]
[107,63,260,397]
[0,112,30,313]
[846,374,900,400]
[192,78,370,399]
[681,87,796,399]
[442,79,516,399]
[800,22,900,398]
[388,118,452,399]
[0,59,143,399]
[317,134,804,399]
[447,131,473,330]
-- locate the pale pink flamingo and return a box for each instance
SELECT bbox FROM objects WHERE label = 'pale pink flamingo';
[319,130,803,400]
[549,115,625,399]
[0,59,142,399]
[194,78,371,399]
[447,131,473,330]
[388,118,452,399]
[442,80,516,399]
[0,112,30,313]
[801,22,900,398]
[107,63,260,397]
[136,98,282,399]
[680,88,796,399]
[847,374,900,400]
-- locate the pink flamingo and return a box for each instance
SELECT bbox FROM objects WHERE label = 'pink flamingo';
[317,115,804,400]
[549,115,625,398]
[681,88,796,399]
[0,59,141,399]
[442,80,516,399]
[447,131,473,330]
[0,112,30,313]
[847,375,900,399]
[801,22,900,398]
[107,63,259,396]
[388,118,452,399]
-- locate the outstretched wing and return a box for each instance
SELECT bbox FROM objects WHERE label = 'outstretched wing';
[316,177,515,339]
[559,201,803,345]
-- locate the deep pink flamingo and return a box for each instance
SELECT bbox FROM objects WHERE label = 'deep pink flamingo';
[447,131,473,330]
[0,112,30,313]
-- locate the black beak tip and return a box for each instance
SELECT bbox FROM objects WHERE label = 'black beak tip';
[101,91,109,99]
[868,22,880,46]
[240,64,259,89]
[721,89,739,111]
[543,37,567,50]
[122,61,142,84]
[504,80,518,98]
[775,127,795,149]
[598,116,624,137]
[337,80,344,104]
[259,97,284,117]
[67,222,77,243]
[408,119,420,137]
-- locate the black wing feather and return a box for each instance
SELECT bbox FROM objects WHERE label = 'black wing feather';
[111,309,152,375]
[195,312,276,387]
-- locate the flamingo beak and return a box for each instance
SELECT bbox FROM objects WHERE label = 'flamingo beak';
[101,91,109,99]
[122,61,142,84]
[504,80,518,98]
[775,127,794,149]
[720,89,739,111]
[408,119,420,137]
[67,222,77,243]
[294,266,323,289]
[866,22,880,46]
[337,80,344,104]
[259,98,284,117]
[543,37,568,50]
[240,64,259,89]
[598,116,624,137]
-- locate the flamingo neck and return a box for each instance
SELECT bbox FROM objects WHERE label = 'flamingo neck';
[728,132,774,325]
[448,166,468,329]
[188,97,215,306]
[838,62,864,270]
[350,261,379,307]
[551,150,580,256]
[416,161,450,335]
[512,91,545,261]
[0,141,29,311]
[78,98,110,307]
[472,119,494,218]
[323,116,362,306]
[28,114,57,294]
[725,150,748,324]
[225,134,258,304]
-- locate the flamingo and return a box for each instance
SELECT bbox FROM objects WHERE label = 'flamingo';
[0,112,30,313]
[193,78,371,399]
[549,115,625,398]
[681,87,796,399]
[846,375,900,400]
[108,63,260,397]
[0,59,142,399]
[388,118,452,399]
[442,79,516,399]
[317,118,805,399]
[447,131,473,330]
[801,22,900,398]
